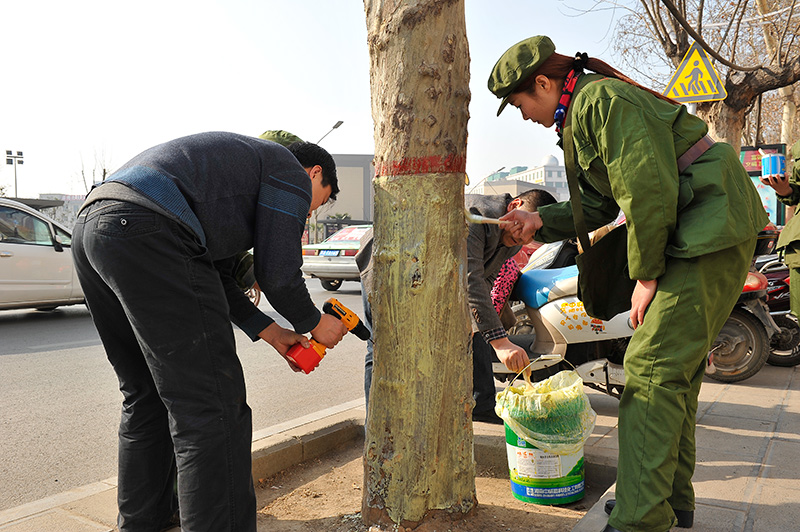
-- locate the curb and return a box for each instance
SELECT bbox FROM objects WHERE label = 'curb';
[251,401,366,482]
[0,402,367,531]
[0,401,617,531]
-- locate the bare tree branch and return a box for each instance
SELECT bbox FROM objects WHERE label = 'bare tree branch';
[778,0,798,65]
[659,0,761,70]
[697,0,705,35]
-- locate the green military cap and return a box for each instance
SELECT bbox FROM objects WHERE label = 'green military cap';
[488,35,556,116]
[258,130,303,147]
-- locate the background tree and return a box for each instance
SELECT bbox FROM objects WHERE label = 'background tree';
[362,0,475,528]
[585,0,800,151]
[77,148,114,194]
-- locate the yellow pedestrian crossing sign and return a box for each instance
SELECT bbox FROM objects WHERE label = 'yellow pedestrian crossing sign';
[663,42,727,103]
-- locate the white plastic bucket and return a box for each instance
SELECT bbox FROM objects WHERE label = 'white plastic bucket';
[504,423,585,505]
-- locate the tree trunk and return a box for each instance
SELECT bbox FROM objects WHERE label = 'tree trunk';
[362,0,475,528]
[699,101,747,153]
[779,86,796,146]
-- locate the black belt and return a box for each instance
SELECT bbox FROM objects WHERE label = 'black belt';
[677,134,715,173]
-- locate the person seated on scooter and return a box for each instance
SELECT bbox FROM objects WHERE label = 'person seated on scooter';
[356,189,557,426]
[761,139,800,320]
[467,189,557,424]
[488,36,767,532]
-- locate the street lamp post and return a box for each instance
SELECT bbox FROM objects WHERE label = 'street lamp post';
[312,121,343,244]
[5,150,24,197]
[467,166,504,194]
[316,120,344,144]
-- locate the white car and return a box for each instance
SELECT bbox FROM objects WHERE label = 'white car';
[0,197,84,311]
[301,224,371,291]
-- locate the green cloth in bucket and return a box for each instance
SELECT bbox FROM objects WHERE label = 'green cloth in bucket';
[495,370,596,455]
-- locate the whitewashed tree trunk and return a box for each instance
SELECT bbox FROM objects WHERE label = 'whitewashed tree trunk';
[362,0,476,527]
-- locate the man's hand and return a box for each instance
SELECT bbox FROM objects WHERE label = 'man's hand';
[630,279,657,330]
[760,170,792,197]
[258,323,309,371]
[490,337,530,376]
[310,313,348,348]
[500,209,542,243]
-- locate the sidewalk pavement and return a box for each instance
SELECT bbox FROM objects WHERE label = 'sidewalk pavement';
[1,366,797,532]
[575,363,800,532]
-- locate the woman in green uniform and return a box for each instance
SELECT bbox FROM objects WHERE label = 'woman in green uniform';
[488,36,767,532]
[762,140,800,318]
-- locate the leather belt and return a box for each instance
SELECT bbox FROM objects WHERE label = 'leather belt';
[677,134,715,173]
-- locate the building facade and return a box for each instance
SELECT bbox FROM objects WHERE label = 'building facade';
[470,155,568,201]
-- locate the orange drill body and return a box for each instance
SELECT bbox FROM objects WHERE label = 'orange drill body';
[286,298,370,374]
[323,298,372,341]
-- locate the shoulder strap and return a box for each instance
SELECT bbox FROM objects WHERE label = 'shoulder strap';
[562,124,593,252]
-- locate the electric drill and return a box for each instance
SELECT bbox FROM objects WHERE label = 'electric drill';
[286,297,370,374]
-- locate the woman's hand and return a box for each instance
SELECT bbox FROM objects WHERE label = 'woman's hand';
[630,279,657,330]
[760,170,792,197]
[490,336,531,377]
[499,210,542,243]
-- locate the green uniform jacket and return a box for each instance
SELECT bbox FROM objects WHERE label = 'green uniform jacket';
[536,74,768,281]
[776,140,800,267]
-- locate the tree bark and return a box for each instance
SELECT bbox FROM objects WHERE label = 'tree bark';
[699,99,748,152]
[362,0,475,528]
[778,86,796,146]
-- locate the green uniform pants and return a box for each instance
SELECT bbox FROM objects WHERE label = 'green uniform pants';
[608,237,756,532]
[790,266,800,319]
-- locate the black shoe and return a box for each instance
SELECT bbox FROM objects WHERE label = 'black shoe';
[604,499,693,528]
[472,410,504,425]
[604,498,615,515]
[674,509,694,528]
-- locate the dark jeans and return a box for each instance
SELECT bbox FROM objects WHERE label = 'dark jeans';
[73,200,256,532]
[362,283,374,417]
[471,333,498,416]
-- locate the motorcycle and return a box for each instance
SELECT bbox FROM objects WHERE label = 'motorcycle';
[706,267,776,381]
[493,228,779,397]
[756,252,800,366]
[234,250,262,306]
[494,237,629,398]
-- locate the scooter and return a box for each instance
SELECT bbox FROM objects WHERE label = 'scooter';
[494,237,630,398]
[494,230,778,396]
[706,267,776,381]
[756,252,800,366]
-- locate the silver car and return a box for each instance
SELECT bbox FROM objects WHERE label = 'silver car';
[301,224,371,291]
[0,197,84,311]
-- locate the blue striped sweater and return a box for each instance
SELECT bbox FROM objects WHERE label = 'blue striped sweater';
[93,131,320,338]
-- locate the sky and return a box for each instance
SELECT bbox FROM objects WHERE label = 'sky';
[0,0,622,199]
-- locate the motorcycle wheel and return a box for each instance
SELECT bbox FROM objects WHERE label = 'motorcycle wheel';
[246,286,261,306]
[707,308,770,383]
[768,314,800,367]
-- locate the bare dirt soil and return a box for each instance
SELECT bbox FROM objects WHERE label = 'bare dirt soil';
[255,439,600,532]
